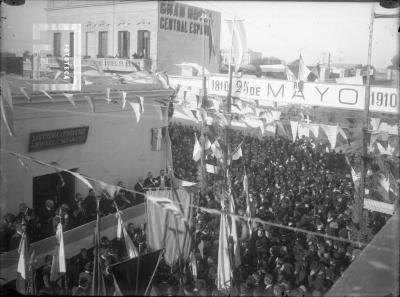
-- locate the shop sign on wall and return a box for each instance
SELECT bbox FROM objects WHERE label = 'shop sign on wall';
[28,126,89,152]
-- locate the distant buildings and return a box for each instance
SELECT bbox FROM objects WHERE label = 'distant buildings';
[220,49,262,66]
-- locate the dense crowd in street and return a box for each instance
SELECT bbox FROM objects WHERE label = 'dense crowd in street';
[150,122,389,296]
[0,122,390,296]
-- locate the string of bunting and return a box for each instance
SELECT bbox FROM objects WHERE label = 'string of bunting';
[1,147,394,253]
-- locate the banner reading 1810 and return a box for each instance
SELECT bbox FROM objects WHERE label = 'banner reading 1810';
[208,76,399,114]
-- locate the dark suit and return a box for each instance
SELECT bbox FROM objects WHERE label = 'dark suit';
[143,177,157,190]
[155,175,171,188]
[134,182,145,204]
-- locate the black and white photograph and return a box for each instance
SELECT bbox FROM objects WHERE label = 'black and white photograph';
[0,0,399,296]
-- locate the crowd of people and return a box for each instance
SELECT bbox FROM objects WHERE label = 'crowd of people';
[149,122,390,296]
[0,171,171,254]
[0,121,391,296]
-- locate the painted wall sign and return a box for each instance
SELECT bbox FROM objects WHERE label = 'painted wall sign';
[28,126,89,152]
[159,1,213,36]
[208,76,399,114]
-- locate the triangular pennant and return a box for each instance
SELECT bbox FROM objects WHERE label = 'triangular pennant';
[84,96,95,113]
[205,137,211,150]
[276,121,287,138]
[337,126,348,142]
[229,197,241,268]
[192,134,201,162]
[290,121,299,142]
[63,93,76,108]
[138,96,144,113]
[1,89,15,137]
[206,164,218,174]
[259,121,265,135]
[54,70,62,80]
[129,102,141,123]
[370,117,381,131]
[321,124,338,149]
[40,90,53,102]
[122,91,127,109]
[19,87,30,101]
[298,123,310,138]
[106,88,111,104]
[309,124,320,138]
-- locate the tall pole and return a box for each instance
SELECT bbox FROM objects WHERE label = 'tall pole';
[356,4,375,240]
[199,11,208,196]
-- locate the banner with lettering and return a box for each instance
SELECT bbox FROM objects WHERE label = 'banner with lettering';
[207,76,398,114]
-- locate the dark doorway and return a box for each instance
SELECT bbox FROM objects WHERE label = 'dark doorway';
[33,169,77,211]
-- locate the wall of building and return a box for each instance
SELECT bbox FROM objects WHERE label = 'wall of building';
[156,1,221,74]
[1,94,168,215]
[46,1,159,69]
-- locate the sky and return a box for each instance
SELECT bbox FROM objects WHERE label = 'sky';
[1,1,398,68]
[187,1,399,68]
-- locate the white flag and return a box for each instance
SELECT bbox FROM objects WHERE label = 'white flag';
[84,96,95,113]
[40,90,54,101]
[19,87,30,101]
[205,138,212,150]
[106,88,111,104]
[56,222,66,273]
[206,164,218,174]
[290,121,299,142]
[265,123,276,134]
[285,66,297,81]
[226,20,247,72]
[321,124,338,149]
[271,110,281,121]
[63,93,76,108]
[138,96,144,113]
[211,140,223,160]
[193,134,201,162]
[310,124,320,138]
[370,117,381,131]
[298,123,310,138]
[122,91,127,109]
[298,54,311,81]
[129,102,141,123]
[217,214,232,291]
[154,105,163,121]
[337,126,348,142]
[232,145,242,161]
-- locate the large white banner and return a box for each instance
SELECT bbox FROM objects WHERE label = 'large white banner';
[207,76,399,114]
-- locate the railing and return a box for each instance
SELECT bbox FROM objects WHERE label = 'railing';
[82,58,152,72]
[0,203,146,283]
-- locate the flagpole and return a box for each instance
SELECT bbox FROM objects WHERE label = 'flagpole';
[356,3,375,240]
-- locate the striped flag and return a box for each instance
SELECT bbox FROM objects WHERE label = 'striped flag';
[50,222,66,282]
[116,212,139,258]
[217,213,232,291]
[16,232,28,294]
[146,195,187,223]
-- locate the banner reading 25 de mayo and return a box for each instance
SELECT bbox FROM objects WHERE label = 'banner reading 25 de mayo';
[208,76,399,114]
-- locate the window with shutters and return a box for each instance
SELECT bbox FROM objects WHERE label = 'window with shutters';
[98,31,108,58]
[118,31,130,58]
[137,30,150,59]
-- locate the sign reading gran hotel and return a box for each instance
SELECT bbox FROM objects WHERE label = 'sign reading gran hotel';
[28,126,89,152]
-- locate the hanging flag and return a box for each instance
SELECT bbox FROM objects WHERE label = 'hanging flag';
[378,122,398,135]
[265,123,276,134]
[40,90,53,102]
[63,93,76,108]
[147,194,187,223]
[189,251,197,280]
[321,124,338,149]
[211,140,223,160]
[68,171,94,192]
[96,180,119,199]
[121,91,127,109]
[337,126,348,142]
[154,105,163,121]
[243,173,252,236]
[54,70,62,80]
[116,212,139,258]
[205,137,211,150]
[206,164,218,174]
[376,142,395,156]
[226,19,247,72]
[285,66,297,81]
[192,134,201,162]
[50,222,66,282]
[298,123,310,138]
[155,72,171,89]
[112,274,123,296]
[298,54,311,82]
[84,95,95,113]
[217,213,231,291]
[18,87,30,101]
[264,111,274,124]
[198,240,205,259]
[138,96,144,113]
[276,121,287,138]
[16,232,28,294]
[370,118,381,131]
[309,124,320,138]
[129,102,141,123]
[290,121,299,142]
[232,143,242,161]
[106,88,111,104]
[0,84,15,137]
[229,197,241,268]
